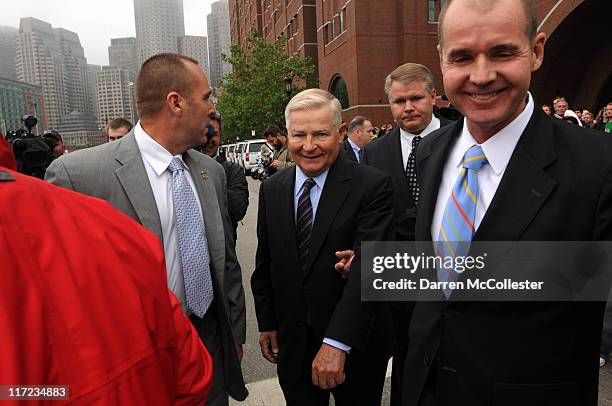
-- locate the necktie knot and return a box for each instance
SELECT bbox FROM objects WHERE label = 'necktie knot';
[412,135,422,149]
[167,157,185,174]
[302,178,316,193]
[462,145,487,171]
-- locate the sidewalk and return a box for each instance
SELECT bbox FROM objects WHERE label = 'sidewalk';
[230,360,393,405]
[232,360,612,405]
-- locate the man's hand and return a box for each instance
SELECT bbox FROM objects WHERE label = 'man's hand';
[235,344,244,363]
[259,330,279,364]
[312,343,347,389]
[270,160,280,169]
[334,250,355,279]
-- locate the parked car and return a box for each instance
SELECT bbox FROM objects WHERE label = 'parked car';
[228,144,236,163]
[219,145,228,161]
[236,142,247,169]
[242,140,266,174]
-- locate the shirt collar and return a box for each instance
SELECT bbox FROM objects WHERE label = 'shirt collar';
[399,115,441,139]
[295,165,330,197]
[452,92,534,175]
[347,137,361,153]
[134,121,190,176]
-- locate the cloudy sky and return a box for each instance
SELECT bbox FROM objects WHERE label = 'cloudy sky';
[1,0,217,66]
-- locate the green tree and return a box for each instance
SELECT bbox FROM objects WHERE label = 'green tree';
[216,32,316,143]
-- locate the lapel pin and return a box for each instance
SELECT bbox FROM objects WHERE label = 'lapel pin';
[201,170,208,180]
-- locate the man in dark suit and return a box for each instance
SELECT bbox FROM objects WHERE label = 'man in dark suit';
[203,113,249,242]
[251,89,394,405]
[355,62,452,406]
[46,54,247,404]
[402,1,612,405]
[341,115,373,162]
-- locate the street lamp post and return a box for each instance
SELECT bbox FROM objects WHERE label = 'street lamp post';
[284,77,292,103]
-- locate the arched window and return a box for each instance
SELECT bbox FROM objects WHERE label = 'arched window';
[330,76,349,109]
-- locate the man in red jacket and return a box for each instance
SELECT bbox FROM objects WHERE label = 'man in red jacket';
[0,135,213,405]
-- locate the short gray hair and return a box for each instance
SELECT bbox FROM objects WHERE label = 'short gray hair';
[285,88,342,130]
[384,63,434,100]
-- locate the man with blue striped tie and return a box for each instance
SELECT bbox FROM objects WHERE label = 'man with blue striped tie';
[401,0,612,405]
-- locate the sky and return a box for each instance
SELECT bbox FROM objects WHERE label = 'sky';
[1,0,217,66]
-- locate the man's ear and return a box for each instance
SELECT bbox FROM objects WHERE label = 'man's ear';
[338,122,347,143]
[166,92,182,114]
[531,32,547,72]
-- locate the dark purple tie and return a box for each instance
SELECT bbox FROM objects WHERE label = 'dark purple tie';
[296,177,316,273]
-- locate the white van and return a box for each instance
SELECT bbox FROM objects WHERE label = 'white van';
[227,144,236,163]
[242,140,267,173]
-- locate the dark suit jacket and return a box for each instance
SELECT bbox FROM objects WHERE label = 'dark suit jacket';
[215,154,249,240]
[402,109,612,406]
[251,157,394,384]
[362,117,452,241]
[341,139,359,162]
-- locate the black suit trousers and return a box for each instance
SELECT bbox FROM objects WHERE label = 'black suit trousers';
[279,325,388,406]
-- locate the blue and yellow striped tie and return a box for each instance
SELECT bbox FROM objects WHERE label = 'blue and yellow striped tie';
[437,145,488,298]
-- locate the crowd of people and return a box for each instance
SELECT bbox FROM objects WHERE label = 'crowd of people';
[541,97,612,132]
[3,0,612,405]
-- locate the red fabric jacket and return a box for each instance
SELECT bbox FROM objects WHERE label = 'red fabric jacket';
[0,132,16,170]
[0,156,212,404]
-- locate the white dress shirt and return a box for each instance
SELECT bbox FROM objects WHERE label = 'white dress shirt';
[431,93,534,240]
[134,122,204,312]
[400,116,441,169]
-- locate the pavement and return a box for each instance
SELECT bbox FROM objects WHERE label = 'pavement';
[233,177,612,405]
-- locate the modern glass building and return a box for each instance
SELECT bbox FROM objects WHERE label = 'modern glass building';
[0,77,44,135]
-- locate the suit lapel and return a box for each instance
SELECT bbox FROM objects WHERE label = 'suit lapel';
[343,139,358,162]
[277,167,301,270]
[114,132,164,241]
[474,110,557,241]
[304,159,351,276]
[415,121,463,241]
[386,129,412,204]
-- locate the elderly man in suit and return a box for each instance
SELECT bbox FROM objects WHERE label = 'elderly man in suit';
[402,1,612,405]
[341,116,373,163]
[45,53,247,405]
[251,88,394,405]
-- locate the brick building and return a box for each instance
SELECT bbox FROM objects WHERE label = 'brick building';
[229,0,611,125]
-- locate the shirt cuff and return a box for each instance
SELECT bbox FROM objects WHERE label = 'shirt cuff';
[323,338,352,354]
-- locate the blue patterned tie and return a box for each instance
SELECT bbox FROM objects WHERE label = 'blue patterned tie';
[436,145,488,298]
[167,157,213,317]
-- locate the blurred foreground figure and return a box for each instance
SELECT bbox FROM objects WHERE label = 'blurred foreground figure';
[0,136,212,405]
